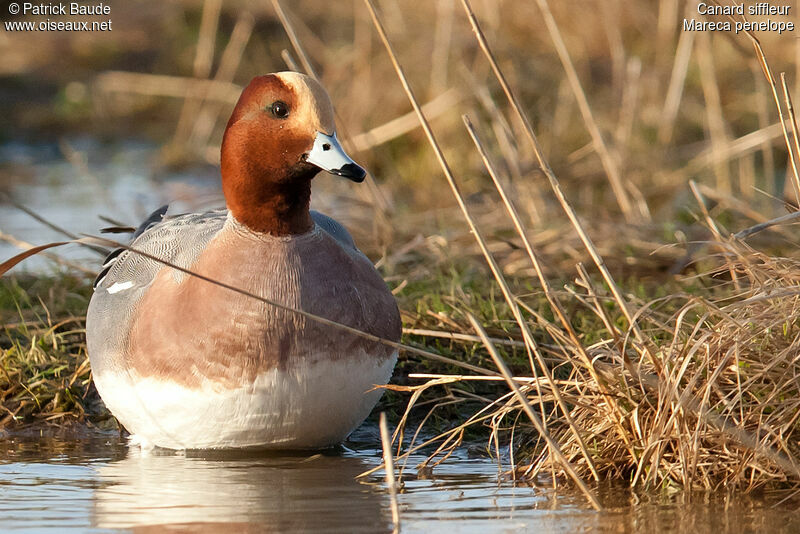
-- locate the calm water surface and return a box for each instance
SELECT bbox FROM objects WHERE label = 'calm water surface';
[0,429,576,533]
[1,428,800,533]
[0,140,222,272]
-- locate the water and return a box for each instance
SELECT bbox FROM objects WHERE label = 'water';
[0,429,565,533]
[0,140,223,272]
[1,428,800,533]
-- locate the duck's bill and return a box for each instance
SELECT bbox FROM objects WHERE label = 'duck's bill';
[305,132,366,182]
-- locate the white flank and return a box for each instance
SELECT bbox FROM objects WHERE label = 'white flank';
[107,281,134,294]
[92,351,398,450]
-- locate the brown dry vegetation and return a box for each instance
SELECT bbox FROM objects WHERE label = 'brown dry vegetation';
[3,0,800,504]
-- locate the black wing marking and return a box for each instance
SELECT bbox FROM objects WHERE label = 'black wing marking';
[93,205,169,289]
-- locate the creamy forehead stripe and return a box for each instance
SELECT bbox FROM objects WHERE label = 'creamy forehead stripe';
[276,71,336,135]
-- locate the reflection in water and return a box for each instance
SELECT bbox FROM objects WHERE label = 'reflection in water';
[2,432,800,533]
[0,432,128,531]
[93,449,389,533]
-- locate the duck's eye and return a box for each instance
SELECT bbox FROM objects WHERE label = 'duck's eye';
[269,101,290,119]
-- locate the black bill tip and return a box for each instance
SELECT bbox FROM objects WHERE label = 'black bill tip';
[331,163,367,183]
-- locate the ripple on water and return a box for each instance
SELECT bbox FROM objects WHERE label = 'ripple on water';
[2,431,800,533]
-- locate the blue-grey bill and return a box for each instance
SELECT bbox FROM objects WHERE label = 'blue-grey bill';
[305,132,366,182]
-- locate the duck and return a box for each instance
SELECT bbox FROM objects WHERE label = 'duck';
[86,72,402,450]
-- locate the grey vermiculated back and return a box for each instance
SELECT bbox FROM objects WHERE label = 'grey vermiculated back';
[310,210,356,249]
[93,205,170,288]
[86,210,228,378]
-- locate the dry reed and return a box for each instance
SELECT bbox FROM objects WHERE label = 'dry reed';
[359,0,800,496]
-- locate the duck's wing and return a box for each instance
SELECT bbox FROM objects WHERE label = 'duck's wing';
[310,210,356,250]
[92,208,227,290]
[94,209,354,292]
[93,205,169,288]
[132,205,170,240]
[87,209,228,377]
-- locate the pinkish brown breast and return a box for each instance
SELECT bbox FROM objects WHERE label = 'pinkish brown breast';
[126,219,401,389]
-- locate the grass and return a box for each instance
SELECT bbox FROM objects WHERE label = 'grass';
[3,0,800,505]
[0,274,110,429]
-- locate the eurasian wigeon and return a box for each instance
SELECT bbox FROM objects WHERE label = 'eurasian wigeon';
[86,72,401,450]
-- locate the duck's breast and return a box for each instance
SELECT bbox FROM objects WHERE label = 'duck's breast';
[119,219,399,388]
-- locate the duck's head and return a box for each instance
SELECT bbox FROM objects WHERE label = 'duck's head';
[221,72,365,234]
